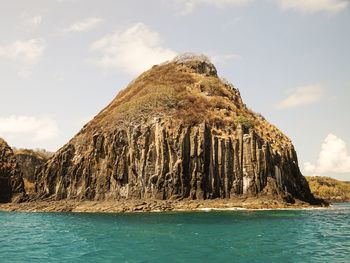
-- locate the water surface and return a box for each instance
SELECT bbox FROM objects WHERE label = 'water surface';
[0,203,349,263]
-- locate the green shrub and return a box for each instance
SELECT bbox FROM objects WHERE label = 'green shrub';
[234,116,255,129]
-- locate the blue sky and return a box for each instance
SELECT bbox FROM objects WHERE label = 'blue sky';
[0,0,349,180]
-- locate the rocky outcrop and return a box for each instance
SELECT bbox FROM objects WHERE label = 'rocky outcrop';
[14,149,50,182]
[14,149,51,195]
[0,138,25,203]
[34,53,319,205]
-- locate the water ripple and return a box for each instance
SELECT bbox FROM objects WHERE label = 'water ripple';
[0,203,349,263]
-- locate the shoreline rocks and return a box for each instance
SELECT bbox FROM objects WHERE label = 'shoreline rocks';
[0,197,328,213]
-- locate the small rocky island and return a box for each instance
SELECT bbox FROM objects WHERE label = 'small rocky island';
[0,54,325,212]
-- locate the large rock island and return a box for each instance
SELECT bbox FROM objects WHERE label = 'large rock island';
[0,54,325,212]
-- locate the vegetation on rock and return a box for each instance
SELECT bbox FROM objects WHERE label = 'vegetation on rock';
[234,116,255,129]
[306,176,350,202]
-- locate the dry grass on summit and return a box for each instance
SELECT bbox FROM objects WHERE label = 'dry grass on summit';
[85,60,292,152]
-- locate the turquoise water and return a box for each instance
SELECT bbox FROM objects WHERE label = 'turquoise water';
[0,204,349,263]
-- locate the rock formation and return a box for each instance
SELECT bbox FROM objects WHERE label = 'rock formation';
[306,176,350,202]
[0,138,25,203]
[14,149,51,194]
[34,53,319,204]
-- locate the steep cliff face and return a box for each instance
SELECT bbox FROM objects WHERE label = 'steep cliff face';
[35,53,317,204]
[0,138,25,203]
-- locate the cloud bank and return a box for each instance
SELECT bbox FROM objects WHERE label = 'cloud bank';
[304,134,350,174]
[29,15,43,26]
[20,15,43,30]
[0,38,46,63]
[277,84,324,109]
[64,17,103,33]
[0,38,46,78]
[277,0,348,14]
[174,0,252,14]
[172,0,348,14]
[0,116,59,143]
[89,22,177,75]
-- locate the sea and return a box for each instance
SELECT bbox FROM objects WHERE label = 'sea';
[0,203,349,263]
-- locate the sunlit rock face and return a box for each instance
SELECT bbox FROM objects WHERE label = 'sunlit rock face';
[34,53,317,204]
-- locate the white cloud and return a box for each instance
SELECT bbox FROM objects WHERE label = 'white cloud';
[210,53,241,64]
[56,0,79,2]
[277,0,348,14]
[27,15,42,27]
[277,84,323,109]
[17,69,32,79]
[89,22,177,75]
[0,38,46,63]
[20,14,43,30]
[64,17,103,33]
[53,73,64,82]
[304,134,350,174]
[174,0,252,14]
[0,116,59,142]
[0,38,46,78]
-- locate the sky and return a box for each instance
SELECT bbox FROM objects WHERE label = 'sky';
[0,0,349,180]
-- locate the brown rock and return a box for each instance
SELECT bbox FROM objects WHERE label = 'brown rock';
[13,149,51,195]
